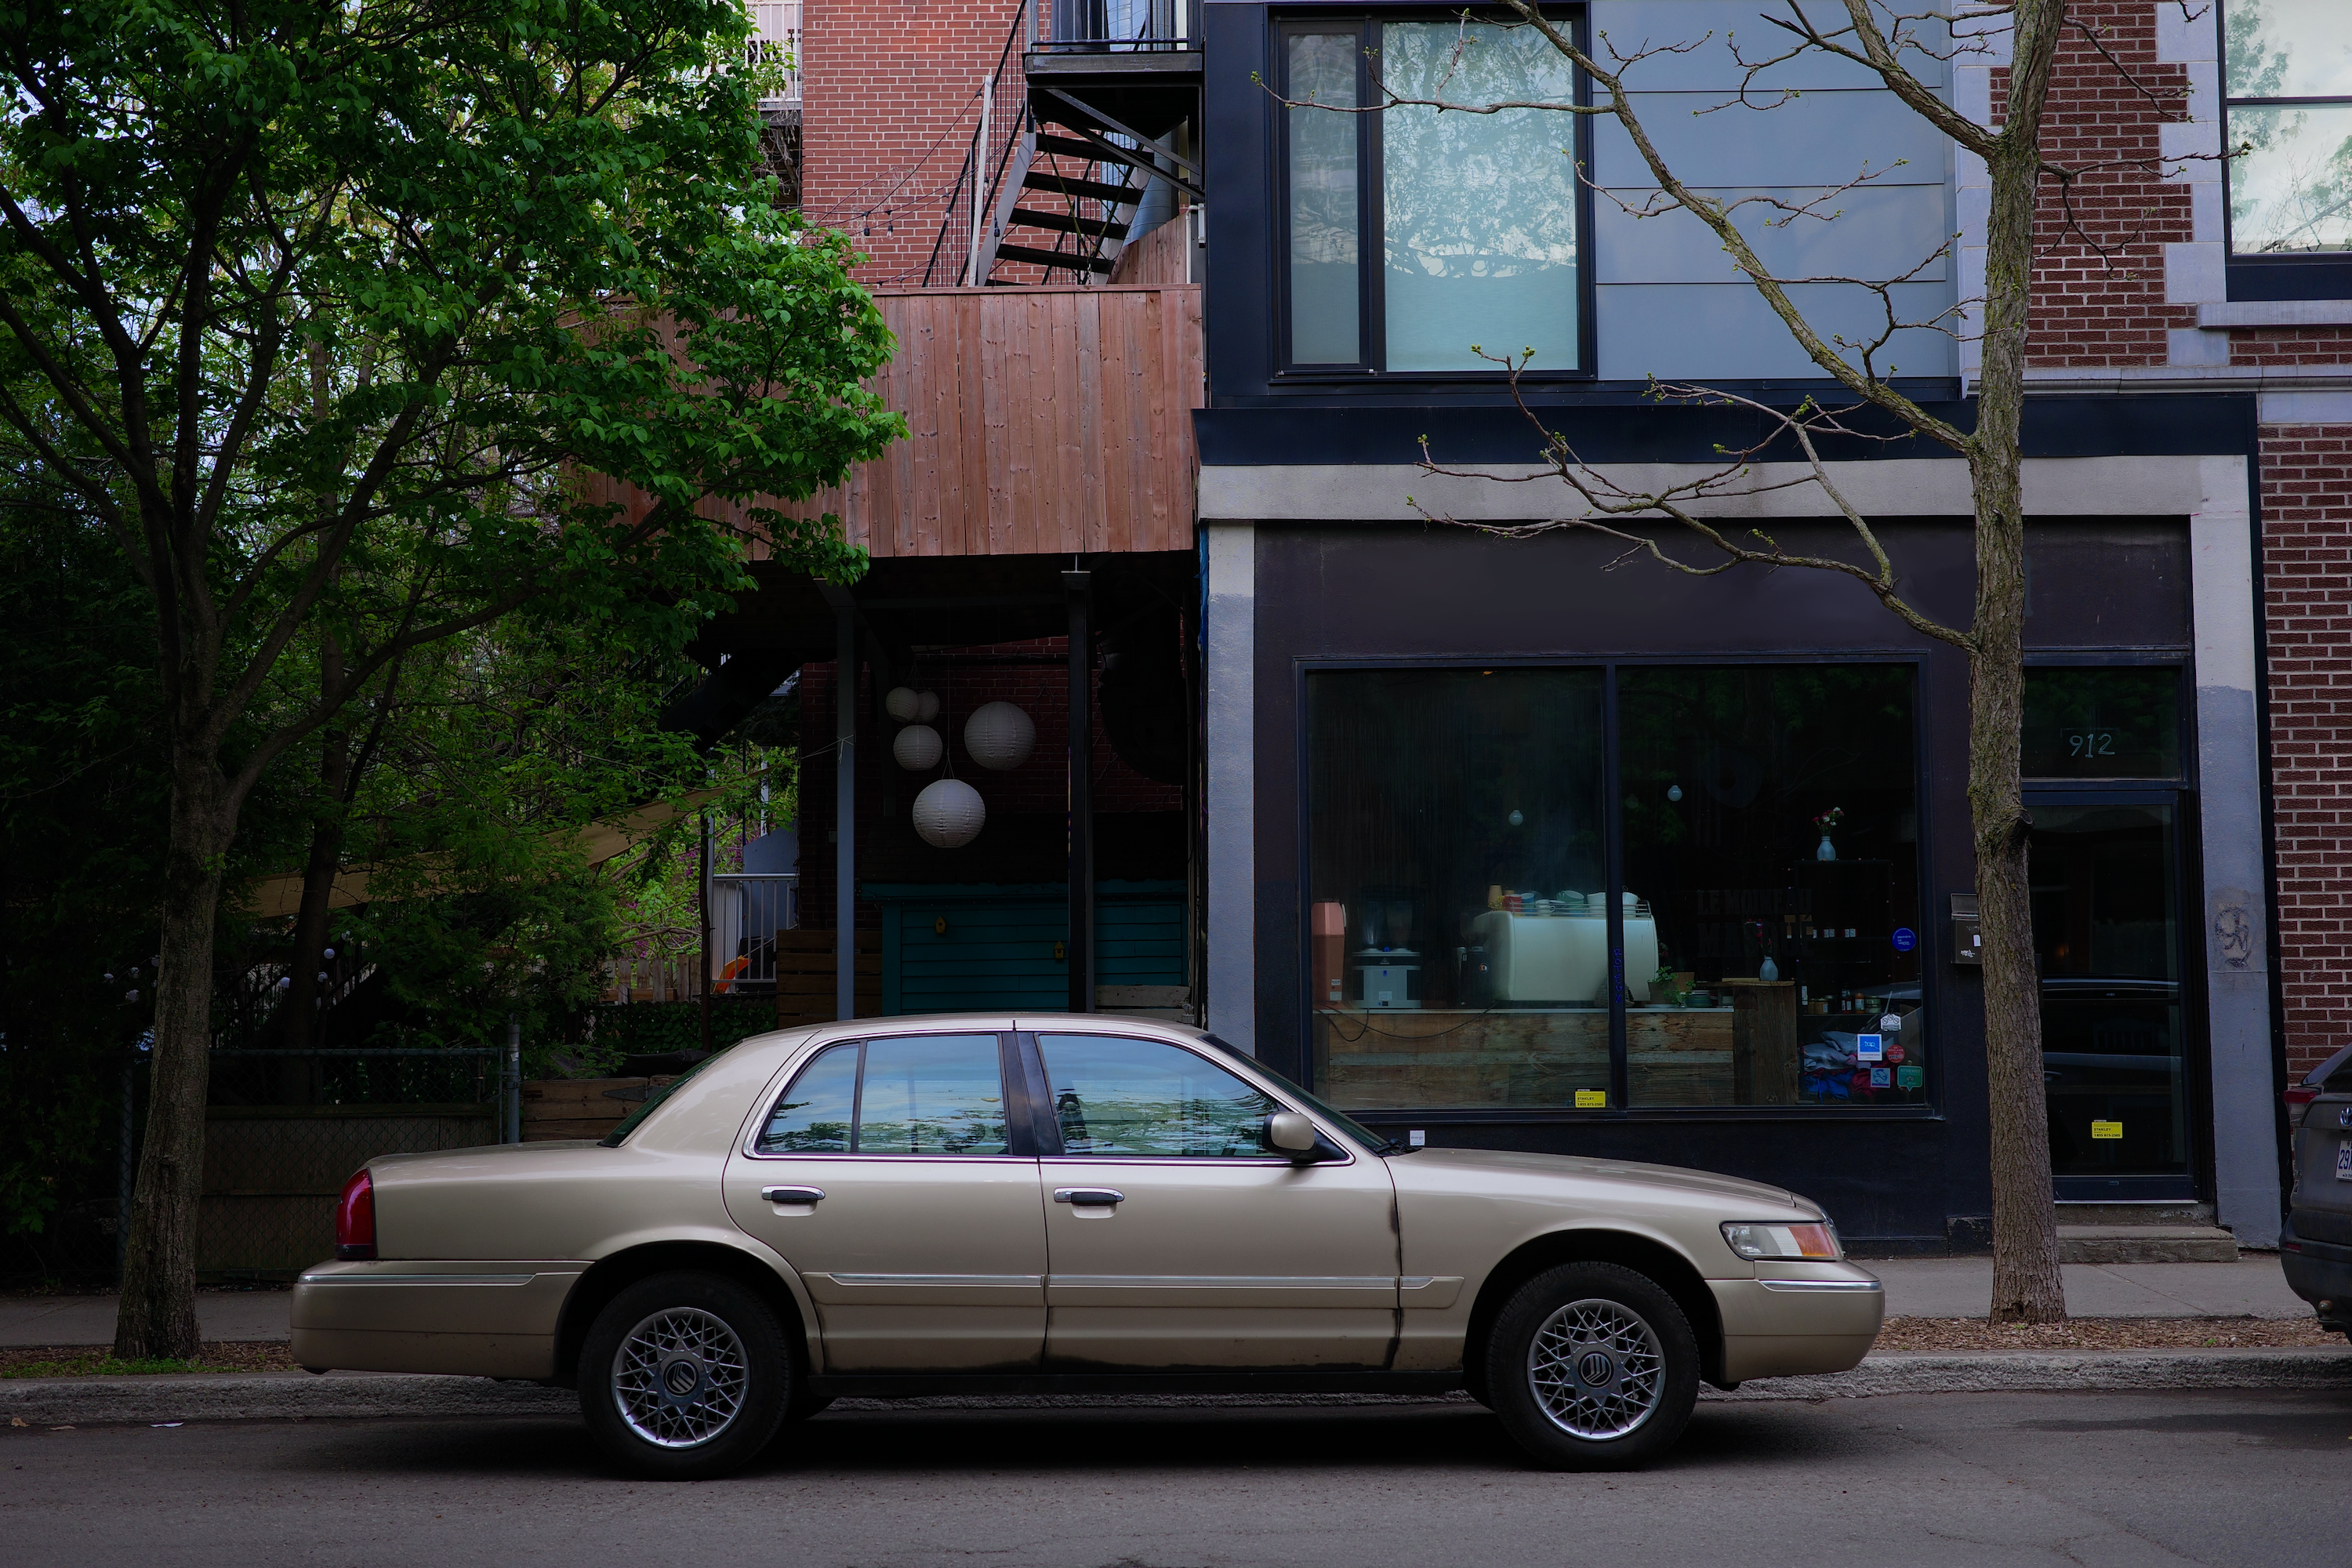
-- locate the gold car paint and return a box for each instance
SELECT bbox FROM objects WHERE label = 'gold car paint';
[290,1259,583,1378]
[291,1013,1882,1388]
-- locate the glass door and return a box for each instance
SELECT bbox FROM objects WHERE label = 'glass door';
[2027,796,2194,1197]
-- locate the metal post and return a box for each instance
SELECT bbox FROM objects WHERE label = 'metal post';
[504,1016,522,1145]
[1065,569,1095,1012]
[835,601,858,1021]
[969,75,993,285]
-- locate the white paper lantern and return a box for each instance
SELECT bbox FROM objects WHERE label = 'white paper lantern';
[914,690,941,722]
[891,724,944,771]
[884,686,921,722]
[963,701,1036,771]
[912,778,986,848]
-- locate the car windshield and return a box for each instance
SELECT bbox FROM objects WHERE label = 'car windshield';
[598,1044,735,1147]
[1197,1033,1403,1154]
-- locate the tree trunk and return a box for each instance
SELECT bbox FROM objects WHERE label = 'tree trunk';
[114,752,233,1360]
[1968,0,2065,1323]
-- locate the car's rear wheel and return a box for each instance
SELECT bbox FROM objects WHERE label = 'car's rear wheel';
[1485,1262,1700,1470]
[579,1272,791,1479]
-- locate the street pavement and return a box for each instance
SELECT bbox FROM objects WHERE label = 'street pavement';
[0,1256,2310,1348]
[2,1390,2344,1566]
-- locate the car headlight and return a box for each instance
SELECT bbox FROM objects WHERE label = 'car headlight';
[1722,1220,1842,1261]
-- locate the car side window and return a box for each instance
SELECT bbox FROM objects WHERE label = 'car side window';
[757,1034,1011,1156]
[856,1034,1010,1154]
[757,1043,859,1153]
[1036,1035,1279,1158]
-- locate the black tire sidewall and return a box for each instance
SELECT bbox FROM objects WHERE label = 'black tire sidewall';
[1486,1261,1701,1471]
[578,1271,793,1479]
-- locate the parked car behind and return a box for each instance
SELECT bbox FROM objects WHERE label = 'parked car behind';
[292,1017,1883,1479]
[2281,1041,2352,1341]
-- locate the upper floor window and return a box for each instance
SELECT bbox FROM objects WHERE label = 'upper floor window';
[1279,12,1588,376]
[2224,2,2352,295]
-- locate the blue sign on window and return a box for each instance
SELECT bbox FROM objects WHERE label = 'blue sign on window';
[1891,927,1918,953]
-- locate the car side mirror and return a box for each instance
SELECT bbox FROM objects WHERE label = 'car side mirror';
[1265,1110,1319,1158]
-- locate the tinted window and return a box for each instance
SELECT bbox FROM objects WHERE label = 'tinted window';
[756,1043,858,1153]
[754,1034,1010,1156]
[855,1035,1009,1154]
[1037,1035,1278,1158]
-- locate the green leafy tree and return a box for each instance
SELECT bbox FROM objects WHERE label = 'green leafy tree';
[0,0,902,1356]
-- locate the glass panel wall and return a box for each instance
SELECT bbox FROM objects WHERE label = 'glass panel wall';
[2224,1,2352,254]
[1305,662,1926,1113]
[1307,668,1608,1111]
[1285,29,1363,365]
[1619,667,1925,1107]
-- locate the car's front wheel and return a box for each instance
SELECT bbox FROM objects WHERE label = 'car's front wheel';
[579,1271,793,1479]
[1485,1262,1700,1470]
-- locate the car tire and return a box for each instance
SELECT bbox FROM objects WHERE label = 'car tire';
[579,1271,793,1479]
[1484,1262,1700,1471]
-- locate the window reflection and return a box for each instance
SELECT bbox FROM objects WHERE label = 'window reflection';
[2021,668,2181,778]
[1287,31,1363,364]
[2225,2,2352,253]
[1037,1035,1277,1156]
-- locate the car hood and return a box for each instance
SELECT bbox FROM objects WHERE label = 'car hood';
[1387,1146,1805,1212]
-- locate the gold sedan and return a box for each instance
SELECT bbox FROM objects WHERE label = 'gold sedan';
[294,1018,1882,1478]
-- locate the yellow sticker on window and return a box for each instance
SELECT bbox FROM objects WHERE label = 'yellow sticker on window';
[1575,1089,1607,1109]
[2090,1120,2123,1140]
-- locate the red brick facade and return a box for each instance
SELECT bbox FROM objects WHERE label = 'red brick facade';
[2259,424,2352,1080]
[799,0,1026,285]
[2003,1,2191,370]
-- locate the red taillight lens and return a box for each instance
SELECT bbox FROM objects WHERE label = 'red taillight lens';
[2286,1085,2321,1118]
[335,1169,376,1261]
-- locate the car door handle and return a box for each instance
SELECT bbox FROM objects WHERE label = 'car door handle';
[761,1185,826,1204]
[1053,1187,1125,1207]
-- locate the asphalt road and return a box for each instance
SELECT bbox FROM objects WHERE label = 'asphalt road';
[4,1391,2344,1566]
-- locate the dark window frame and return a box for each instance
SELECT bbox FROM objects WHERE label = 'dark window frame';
[2220,4,2352,300]
[1270,6,1599,382]
[1291,652,1940,1125]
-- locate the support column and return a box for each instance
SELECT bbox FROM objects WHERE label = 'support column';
[835,599,858,1022]
[1202,524,1254,1052]
[1066,569,1095,1013]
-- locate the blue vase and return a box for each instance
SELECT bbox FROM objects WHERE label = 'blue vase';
[1817,834,1836,862]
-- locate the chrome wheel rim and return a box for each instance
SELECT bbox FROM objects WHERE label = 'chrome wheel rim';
[611,1307,750,1450]
[1526,1298,1665,1440]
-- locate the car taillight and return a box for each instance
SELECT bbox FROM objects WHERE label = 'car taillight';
[335,1169,376,1261]
[2286,1085,2321,1119]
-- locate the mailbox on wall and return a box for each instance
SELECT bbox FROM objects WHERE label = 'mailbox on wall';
[1951,893,1982,966]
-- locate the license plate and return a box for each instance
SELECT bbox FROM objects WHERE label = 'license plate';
[2338,1138,2352,1181]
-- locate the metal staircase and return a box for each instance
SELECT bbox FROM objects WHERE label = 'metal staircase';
[925,0,1203,287]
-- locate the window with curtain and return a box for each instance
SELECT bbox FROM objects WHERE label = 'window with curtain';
[1279,13,1586,373]
[2224,2,2352,258]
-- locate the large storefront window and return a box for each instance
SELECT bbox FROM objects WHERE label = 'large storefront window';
[1306,664,1924,1112]
[1308,668,1608,1110]
[1620,667,1924,1108]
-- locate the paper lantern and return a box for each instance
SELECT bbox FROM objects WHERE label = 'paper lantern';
[964,701,1036,771]
[915,690,941,722]
[884,686,921,722]
[912,778,986,848]
[891,724,943,771]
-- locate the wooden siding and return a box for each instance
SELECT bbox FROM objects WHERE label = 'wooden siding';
[586,285,1203,562]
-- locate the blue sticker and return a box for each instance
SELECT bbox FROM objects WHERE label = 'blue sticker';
[1856,1033,1885,1062]
[1891,927,1918,953]
[1869,1066,1893,1088]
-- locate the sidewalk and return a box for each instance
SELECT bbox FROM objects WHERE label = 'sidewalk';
[1,1257,2310,1351]
[1867,1257,2307,1319]
[1,1290,292,1348]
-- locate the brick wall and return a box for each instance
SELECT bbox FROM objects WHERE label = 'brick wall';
[2259,423,2352,1081]
[799,0,1026,285]
[2232,328,2352,368]
[1998,0,2193,368]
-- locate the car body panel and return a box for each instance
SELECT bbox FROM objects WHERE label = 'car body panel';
[1036,1152,1399,1370]
[289,1014,1885,1391]
[2281,1043,2352,1323]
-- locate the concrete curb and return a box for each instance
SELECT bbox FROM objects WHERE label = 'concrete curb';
[6,1349,2349,1426]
